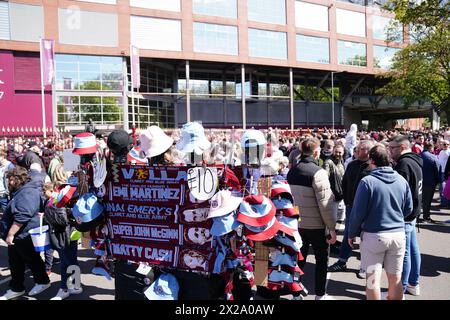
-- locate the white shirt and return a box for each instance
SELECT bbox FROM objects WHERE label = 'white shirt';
[438,149,450,172]
[0,160,14,195]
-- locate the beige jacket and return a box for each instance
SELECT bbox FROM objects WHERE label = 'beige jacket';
[290,167,336,231]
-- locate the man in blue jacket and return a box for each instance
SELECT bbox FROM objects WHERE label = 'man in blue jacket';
[348,145,413,300]
[420,141,440,222]
[0,167,50,300]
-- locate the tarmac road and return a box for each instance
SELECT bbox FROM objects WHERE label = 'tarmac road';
[1,195,449,300]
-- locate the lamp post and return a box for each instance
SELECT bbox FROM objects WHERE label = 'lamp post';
[331,71,346,131]
[331,72,335,131]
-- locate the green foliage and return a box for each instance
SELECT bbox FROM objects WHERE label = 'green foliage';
[344,55,367,67]
[377,0,450,122]
[294,85,339,102]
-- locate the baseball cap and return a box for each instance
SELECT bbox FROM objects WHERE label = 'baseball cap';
[107,130,133,155]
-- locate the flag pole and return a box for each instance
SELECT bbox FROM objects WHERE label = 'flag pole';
[130,45,136,128]
[39,38,47,138]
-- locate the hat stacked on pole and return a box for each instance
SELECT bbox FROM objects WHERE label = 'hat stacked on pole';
[265,180,306,296]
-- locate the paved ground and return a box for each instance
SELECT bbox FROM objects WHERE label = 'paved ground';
[293,196,450,301]
[1,194,449,300]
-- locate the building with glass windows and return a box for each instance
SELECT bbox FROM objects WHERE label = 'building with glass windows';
[0,0,433,131]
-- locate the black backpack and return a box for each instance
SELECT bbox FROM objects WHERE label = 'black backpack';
[44,205,71,250]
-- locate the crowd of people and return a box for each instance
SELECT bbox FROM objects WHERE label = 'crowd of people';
[0,123,449,300]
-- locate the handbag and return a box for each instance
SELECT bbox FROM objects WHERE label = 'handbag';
[443,176,450,200]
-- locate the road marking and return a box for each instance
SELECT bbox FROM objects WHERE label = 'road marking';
[0,276,11,286]
[0,269,31,286]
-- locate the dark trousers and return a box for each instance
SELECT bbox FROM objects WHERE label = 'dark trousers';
[298,228,329,296]
[8,236,50,292]
[422,184,436,219]
[57,241,79,290]
[114,259,147,300]
[44,248,54,272]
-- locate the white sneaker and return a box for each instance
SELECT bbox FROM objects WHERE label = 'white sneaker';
[50,289,70,300]
[28,283,51,296]
[357,269,366,279]
[68,286,83,295]
[0,289,25,300]
[315,294,335,300]
[406,285,420,296]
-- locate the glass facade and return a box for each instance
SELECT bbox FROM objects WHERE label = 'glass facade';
[295,2,329,32]
[373,15,403,42]
[56,54,124,91]
[338,41,367,67]
[130,62,175,129]
[247,0,286,25]
[57,96,123,125]
[193,23,238,55]
[373,45,399,69]
[336,9,366,37]
[248,29,287,60]
[55,54,124,126]
[192,0,237,19]
[296,35,329,64]
[337,0,390,7]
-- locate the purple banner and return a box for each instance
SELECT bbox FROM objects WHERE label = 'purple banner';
[105,165,215,273]
[131,45,140,89]
[40,39,55,86]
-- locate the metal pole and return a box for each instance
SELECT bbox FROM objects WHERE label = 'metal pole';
[241,64,246,130]
[331,72,334,131]
[122,58,129,131]
[39,38,47,138]
[186,60,191,123]
[130,45,136,128]
[289,68,294,131]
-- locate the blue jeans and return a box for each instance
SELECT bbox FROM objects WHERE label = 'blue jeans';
[57,241,79,290]
[338,206,353,263]
[402,221,421,290]
[0,196,8,213]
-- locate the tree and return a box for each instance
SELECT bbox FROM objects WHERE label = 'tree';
[377,0,450,125]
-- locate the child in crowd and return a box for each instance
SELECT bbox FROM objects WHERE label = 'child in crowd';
[42,182,82,300]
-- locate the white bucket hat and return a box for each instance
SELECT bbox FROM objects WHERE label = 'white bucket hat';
[139,126,174,158]
[176,122,211,155]
[208,190,243,218]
